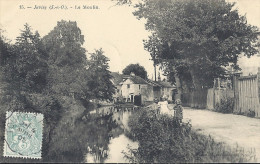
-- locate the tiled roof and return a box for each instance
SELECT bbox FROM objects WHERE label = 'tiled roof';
[129,76,148,84]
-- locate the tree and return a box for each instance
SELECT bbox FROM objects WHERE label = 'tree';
[86,48,115,101]
[1,24,48,93]
[122,63,148,79]
[43,20,89,99]
[120,0,259,90]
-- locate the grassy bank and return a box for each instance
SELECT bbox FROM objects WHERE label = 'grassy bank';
[124,108,256,163]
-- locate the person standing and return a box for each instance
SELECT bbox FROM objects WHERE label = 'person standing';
[159,98,171,115]
[174,99,183,123]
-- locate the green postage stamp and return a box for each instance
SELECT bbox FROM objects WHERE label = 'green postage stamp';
[4,111,43,159]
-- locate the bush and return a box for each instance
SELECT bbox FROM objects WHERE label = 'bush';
[215,97,234,113]
[123,108,256,163]
[246,109,255,118]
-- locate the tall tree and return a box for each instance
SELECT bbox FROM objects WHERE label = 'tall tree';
[43,20,89,99]
[2,24,48,93]
[87,48,115,101]
[122,63,148,79]
[119,0,259,89]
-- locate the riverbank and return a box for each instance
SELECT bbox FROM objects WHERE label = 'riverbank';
[124,107,256,163]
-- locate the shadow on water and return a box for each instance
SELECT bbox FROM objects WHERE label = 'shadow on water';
[82,106,138,163]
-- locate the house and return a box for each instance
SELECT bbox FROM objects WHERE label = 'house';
[157,81,176,101]
[111,72,176,105]
[120,72,153,105]
[146,79,176,102]
[111,72,154,105]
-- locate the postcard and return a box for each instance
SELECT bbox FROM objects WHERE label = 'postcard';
[0,0,260,163]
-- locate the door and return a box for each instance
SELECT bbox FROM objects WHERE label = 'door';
[134,95,142,106]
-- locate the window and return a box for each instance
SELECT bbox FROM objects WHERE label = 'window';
[139,85,141,90]
[127,84,130,88]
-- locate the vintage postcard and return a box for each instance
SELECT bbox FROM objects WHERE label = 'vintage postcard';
[0,0,259,163]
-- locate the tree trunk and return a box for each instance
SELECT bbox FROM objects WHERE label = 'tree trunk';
[172,66,182,100]
[189,66,202,90]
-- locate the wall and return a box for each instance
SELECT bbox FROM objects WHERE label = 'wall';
[121,79,136,98]
[161,87,174,101]
[141,85,154,103]
[121,79,150,102]
[153,86,161,100]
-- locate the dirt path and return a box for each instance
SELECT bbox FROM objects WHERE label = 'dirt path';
[175,107,260,161]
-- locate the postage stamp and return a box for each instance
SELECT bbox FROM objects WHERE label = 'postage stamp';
[4,111,43,159]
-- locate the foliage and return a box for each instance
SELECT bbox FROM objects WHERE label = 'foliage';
[0,20,115,162]
[121,0,259,89]
[122,63,148,79]
[2,24,48,93]
[124,108,256,163]
[42,20,89,99]
[215,97,234,113]
[87,48,115,101]
[246,109,255,118]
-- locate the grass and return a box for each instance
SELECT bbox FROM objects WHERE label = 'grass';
[123,108,257,163]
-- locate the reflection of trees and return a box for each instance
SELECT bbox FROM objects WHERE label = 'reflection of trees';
[84,115,115,163]
[83,107,128,163]
[48,106,133,163]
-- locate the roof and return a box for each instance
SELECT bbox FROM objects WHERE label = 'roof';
[110,72,124,85]
[156,81,176,88]
[128,76,148,84]
[145,79,161,87]
[111,72,148,85]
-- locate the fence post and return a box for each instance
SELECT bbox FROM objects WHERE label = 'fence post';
[233,73,241,114]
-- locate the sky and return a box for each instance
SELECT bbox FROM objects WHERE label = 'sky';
[0,0,260,78]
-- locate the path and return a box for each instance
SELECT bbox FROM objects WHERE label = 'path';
[166,105,260,161]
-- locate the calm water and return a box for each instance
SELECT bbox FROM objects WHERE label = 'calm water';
[83,106,138,163]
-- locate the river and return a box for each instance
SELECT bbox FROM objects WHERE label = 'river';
[83,106,138,163]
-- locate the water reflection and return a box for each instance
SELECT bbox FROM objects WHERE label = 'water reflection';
[83,106,138,163]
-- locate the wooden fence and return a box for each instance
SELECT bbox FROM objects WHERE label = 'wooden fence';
[207,88,234,110]
[182,89,208,109]
[182,68,260,117]
[233,75,260,117]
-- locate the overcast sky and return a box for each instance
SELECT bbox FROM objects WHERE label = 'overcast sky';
[0,0,259,78]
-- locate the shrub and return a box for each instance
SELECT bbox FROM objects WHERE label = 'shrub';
[123,108,256,163]
[246,109,255,118]
[215,97,234,113]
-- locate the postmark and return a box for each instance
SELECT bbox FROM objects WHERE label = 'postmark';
[4,111,43,159]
